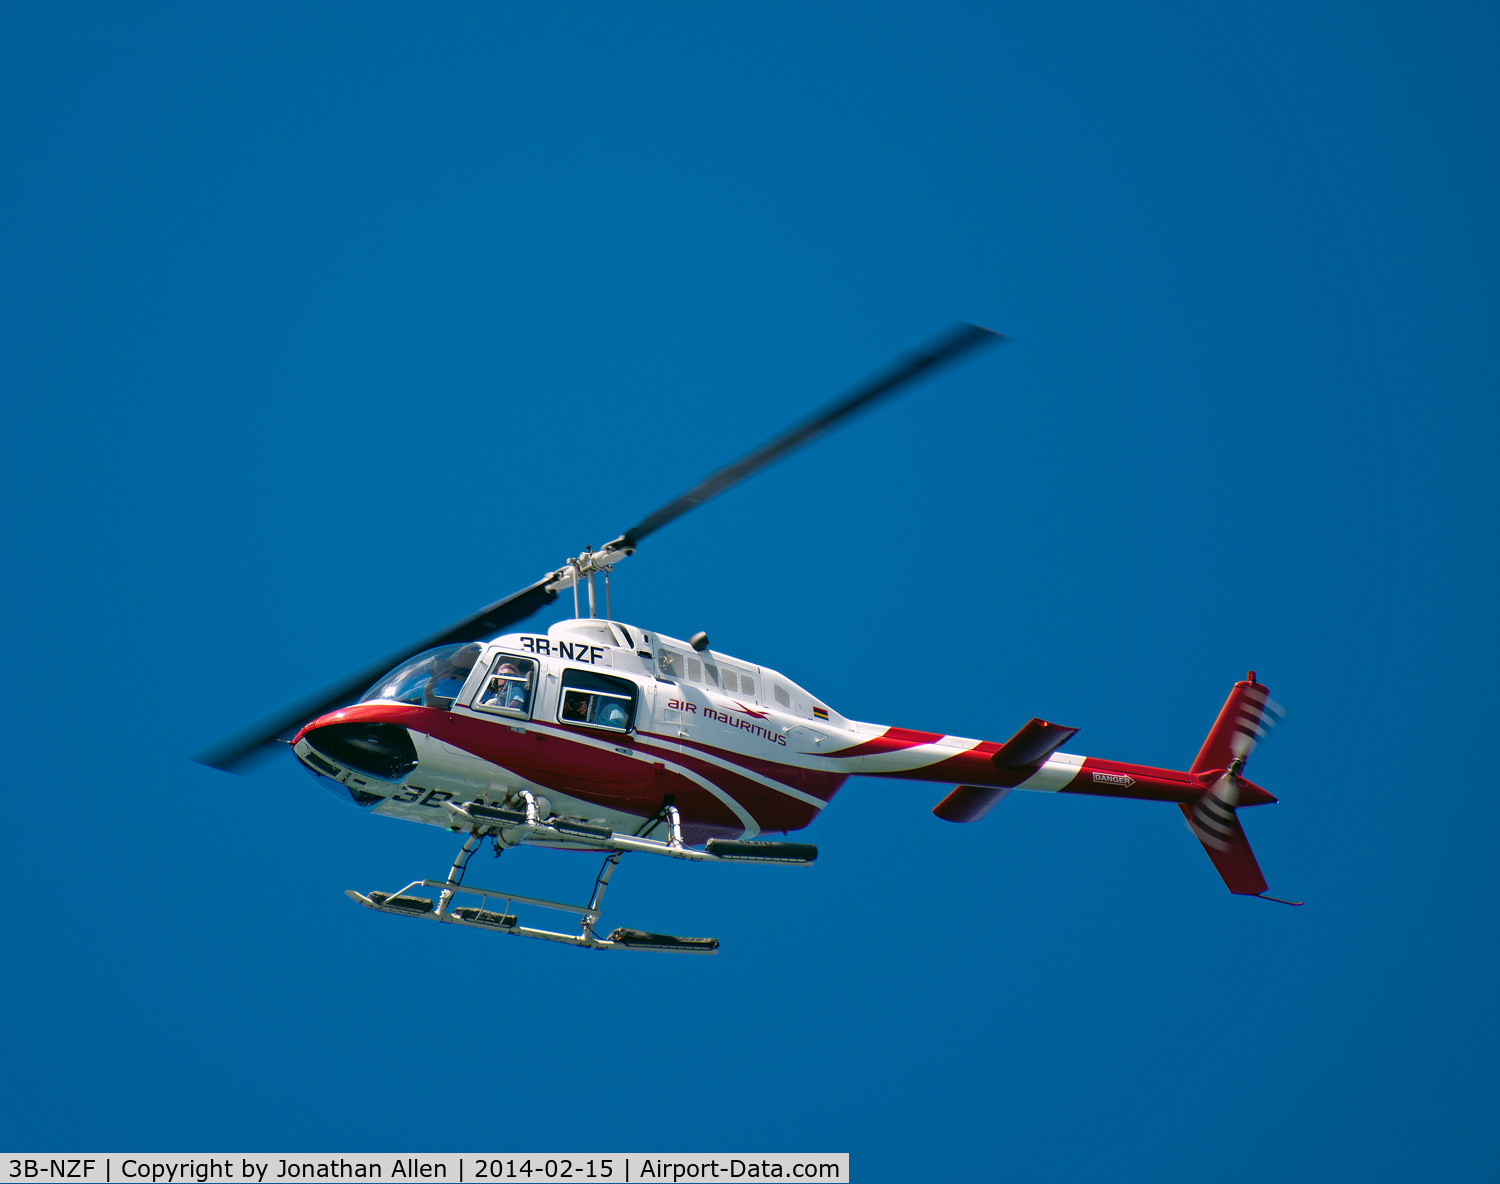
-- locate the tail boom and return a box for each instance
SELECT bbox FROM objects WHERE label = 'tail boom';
[847,675,1286,899]
[861,744,1274,807]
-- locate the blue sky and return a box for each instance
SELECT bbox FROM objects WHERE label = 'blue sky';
[1,2,1495,1179]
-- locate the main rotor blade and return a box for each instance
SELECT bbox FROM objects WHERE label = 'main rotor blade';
[618,322,1004,547]
[202,323,1002,775]
[195,577,558,773]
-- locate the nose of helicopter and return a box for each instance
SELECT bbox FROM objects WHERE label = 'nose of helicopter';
[298,719,420,782]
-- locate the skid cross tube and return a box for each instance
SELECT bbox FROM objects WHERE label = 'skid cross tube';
[418,879,596,917]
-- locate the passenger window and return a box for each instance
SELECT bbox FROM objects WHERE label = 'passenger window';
[558,669,638,733]
[718,668,753,696]
[658,649,686,680]
[774,684,791,708]
[472,654,537,718]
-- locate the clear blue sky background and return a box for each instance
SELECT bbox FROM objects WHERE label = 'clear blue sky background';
[2,2,1495,1179]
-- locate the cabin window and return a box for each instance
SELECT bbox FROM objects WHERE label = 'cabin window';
[471,654,537,718]
[558,668,638,733]
[712,665,755,697]
[657,647,757,699]
[774,684,791,708]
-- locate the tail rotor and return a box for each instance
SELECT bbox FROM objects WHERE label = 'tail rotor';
[1226,670,1284,765]
[1188,771,1242,853]
[1183,673,1297,902]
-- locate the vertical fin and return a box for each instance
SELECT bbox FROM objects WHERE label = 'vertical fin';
[1190,676,1284,775]
[1181,798,1268,895]
[1184,767,1268,896]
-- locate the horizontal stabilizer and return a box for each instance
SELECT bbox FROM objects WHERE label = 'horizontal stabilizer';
[992,718,1079,769]
[933,785,1012,823]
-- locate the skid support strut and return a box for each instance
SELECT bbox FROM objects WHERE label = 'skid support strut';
[581,853,623,943]
[435,831,484,917]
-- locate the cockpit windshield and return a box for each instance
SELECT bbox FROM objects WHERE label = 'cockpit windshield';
[359,642,482,711]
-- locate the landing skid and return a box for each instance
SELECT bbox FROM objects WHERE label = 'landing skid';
[346,797,815,953]
[346,877,718,953]
[347,847,719,953]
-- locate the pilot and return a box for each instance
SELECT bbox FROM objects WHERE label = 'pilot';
[486,662,528,712]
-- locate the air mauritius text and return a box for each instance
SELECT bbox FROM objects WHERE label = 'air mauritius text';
[669,700,787,746]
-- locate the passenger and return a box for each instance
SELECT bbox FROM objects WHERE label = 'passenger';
[596,698,629,729]
[562,693,591,724]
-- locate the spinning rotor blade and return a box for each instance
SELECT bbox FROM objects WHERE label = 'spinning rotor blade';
[612,322,1004,549]
[1229,688,1285,761]
[195,577,558,773]
[199,323,1005,775]
[1189,772,1242,852]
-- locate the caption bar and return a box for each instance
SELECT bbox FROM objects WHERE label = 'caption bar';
[2,1158,847,1184]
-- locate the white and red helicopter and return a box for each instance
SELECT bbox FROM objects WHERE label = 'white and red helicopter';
[201,324,1294,955]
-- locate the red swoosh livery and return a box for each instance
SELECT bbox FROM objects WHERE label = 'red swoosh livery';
[292,620,1285,896]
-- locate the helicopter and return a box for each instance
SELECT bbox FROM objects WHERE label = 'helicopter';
[200,323,1295,955]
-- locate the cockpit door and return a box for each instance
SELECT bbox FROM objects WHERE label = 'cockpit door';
[450,649,541,771]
